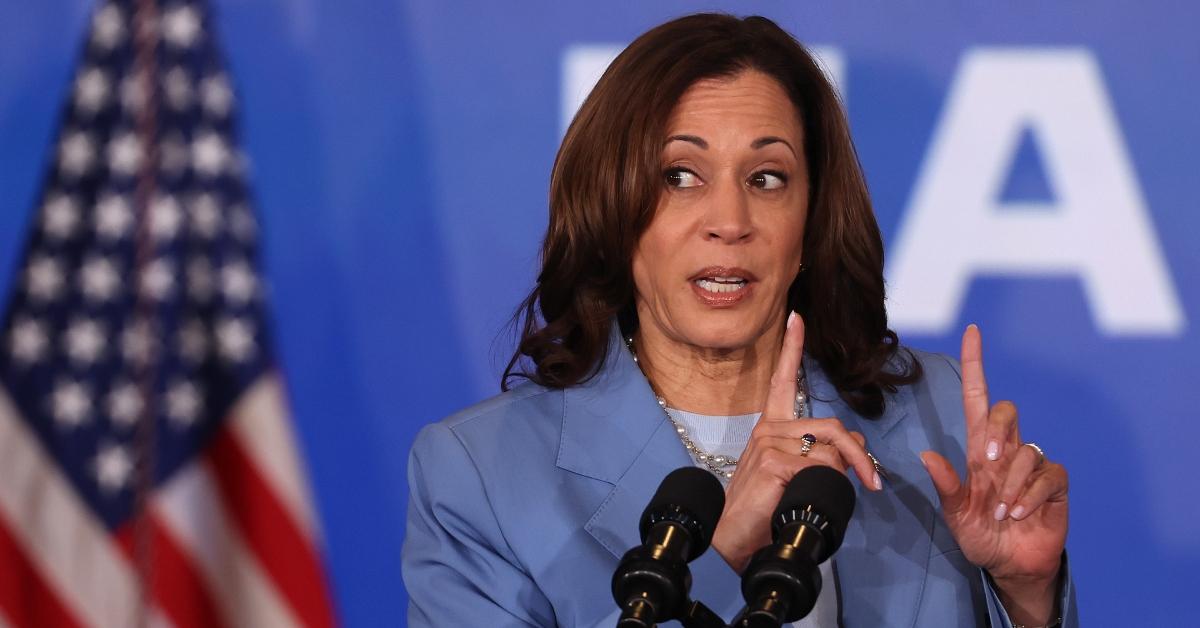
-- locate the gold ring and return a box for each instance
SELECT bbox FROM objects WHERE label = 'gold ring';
[1023,442,1046,466]
[800,433,817,457]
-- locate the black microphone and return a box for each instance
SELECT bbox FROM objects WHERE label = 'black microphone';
[737,465,856,628]
[612,466,726,628]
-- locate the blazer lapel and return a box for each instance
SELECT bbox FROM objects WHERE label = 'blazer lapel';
[557,325,693,556]
[806,355,936,628]
[558,326,747,618]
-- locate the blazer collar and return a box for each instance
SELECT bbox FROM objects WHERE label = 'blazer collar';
[556,322,917,481]
[560,323,746,613]
[556,323,684,486]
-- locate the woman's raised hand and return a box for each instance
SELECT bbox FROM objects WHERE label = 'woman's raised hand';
[710,312,881,573]
[920,325,1068,624]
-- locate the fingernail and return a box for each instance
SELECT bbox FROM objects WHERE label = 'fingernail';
[993,502,1008,521]
[786,311,797,329]
[1010,505,1026,520]
[986,440,999,461]
[873,472,882,491]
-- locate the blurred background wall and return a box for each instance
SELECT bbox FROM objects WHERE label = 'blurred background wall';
[0,1,1196,625]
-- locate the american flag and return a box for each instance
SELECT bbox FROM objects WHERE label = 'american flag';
[0,1,337,626]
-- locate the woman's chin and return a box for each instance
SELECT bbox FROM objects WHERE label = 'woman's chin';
[680,316,775,351]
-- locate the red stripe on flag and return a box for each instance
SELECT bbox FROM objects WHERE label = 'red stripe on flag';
[0,511,83,628]
[205,427,336,628]
[114,515,229,628]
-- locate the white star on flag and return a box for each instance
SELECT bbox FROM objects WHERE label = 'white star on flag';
[74,67,111,114]
[216,317,256,363]
[63,318,107,365]
[200,73,233,118]
[8,317,49,365]
[163,66,193,111]
[42,193,82,240]
[162,5,202,49]
[90,3,126,51]
[165,380,203,427]
[139,258,175,301]
[188,193,221,238]
[93,442,134,494]
[220,260,257,304]
[191,130,229,178]
[95,192,134,240]
[79,255,122,303]
[151,194,185,241]
[50,379,92,428]
[25,255,65,302]
[106,380,143,428]
[58,131,96,178]
[107,131,143,178]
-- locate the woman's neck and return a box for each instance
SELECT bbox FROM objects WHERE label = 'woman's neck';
[631,323,784,416]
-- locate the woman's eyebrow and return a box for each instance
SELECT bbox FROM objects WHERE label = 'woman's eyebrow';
[665,134,708,149]
[665,134,796,157]
[751,136,796,157]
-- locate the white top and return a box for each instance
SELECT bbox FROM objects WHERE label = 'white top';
[667,407,838,628]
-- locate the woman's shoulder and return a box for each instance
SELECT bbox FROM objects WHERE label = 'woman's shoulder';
[410,379,567,469]
[889,344,966,410]
[887,344,969,458]
[901,345,962,386]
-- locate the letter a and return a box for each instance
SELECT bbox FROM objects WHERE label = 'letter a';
[887,49,1184,336]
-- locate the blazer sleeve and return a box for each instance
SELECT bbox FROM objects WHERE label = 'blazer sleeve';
[402,422,556,627]
[981,554,1080,628]
[933,354,1079,628]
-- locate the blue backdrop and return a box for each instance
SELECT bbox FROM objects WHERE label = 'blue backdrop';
[1,1,1196,625]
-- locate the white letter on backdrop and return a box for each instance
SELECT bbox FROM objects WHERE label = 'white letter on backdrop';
[887,48,1184,336]
[560,45,845,135]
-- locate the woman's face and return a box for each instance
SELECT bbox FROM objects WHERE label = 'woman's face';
[631,69,809,353]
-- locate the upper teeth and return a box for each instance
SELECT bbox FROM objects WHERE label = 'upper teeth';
[696,277,747,293]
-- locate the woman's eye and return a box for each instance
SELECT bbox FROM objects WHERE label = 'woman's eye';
[664,168,702,188]
[749,171,787,190]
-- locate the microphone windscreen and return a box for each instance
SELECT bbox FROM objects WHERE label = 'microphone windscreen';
[639,467,726,554]
[773,465,856,554]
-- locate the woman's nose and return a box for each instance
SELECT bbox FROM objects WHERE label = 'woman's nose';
[701,178,753,243]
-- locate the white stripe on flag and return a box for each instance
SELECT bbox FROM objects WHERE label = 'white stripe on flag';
[0,388,139,628]
[0,606,13,628]
[154,459,300,628]
[149,607,178,628]
[227,372,320,540]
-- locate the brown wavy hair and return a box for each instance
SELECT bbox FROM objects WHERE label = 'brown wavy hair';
[502,13,921,418]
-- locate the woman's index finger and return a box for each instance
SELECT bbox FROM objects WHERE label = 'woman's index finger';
[764,311,805,421]
[960,324,990,446]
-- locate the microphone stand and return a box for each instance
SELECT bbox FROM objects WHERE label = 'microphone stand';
[677,600,785,628]
[677,599,728,628]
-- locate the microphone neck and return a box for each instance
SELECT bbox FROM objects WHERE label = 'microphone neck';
[774,507,833,562]
[647,520,694,562]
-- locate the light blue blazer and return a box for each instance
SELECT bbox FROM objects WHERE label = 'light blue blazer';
[403,329,1078,627]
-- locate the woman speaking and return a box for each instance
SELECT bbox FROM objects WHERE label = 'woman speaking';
[403,13,1075,627]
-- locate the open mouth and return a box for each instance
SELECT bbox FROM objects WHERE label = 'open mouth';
[694,276,749,294]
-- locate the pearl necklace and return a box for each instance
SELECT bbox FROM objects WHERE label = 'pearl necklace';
[625,336,810,479]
